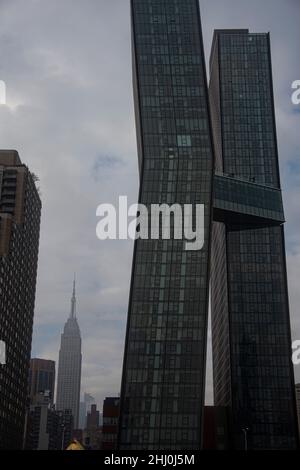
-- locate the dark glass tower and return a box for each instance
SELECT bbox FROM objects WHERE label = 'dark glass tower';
[209,30,298,449]
[119,0,214,450]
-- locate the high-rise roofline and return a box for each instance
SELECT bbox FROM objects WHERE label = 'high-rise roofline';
[0,150,21,166]
[210,29,249,72]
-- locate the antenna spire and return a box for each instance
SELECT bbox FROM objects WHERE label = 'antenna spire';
[70,274,76,318]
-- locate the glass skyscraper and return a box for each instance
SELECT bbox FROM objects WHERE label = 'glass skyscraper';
[119,3,298,451]
[119,0,214,450]
[210,29,298,450]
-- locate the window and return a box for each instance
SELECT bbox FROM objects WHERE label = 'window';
[177,135,191,147]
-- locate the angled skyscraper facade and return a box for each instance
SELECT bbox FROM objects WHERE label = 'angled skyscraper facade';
[0,150,41,450]
[119,0,214,450]
[56,280,82,429]
[209,30,298,449]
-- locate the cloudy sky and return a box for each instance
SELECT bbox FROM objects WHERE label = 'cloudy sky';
[0,0,299,408]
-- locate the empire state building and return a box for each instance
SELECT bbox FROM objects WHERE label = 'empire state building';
[56,279,82,428]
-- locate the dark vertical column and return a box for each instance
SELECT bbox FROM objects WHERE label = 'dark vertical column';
[119,0,214,450]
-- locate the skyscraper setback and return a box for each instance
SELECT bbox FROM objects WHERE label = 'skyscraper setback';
[119,0,298,450]
[0,150,41,450]
[56,279,82,429]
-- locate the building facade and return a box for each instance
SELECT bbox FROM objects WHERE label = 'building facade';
[56,280,82,429]
[87,403,100,429]
[202,406,231,450]
[119,0,214,450]
[85,404,101,450]
[0,150,41,450]
[25,391,60,450]
[103,397,119,451]
[209,29,298,449]
[28,358,55,405]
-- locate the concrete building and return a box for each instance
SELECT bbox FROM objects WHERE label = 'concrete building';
[25,391,59,450]
[87,404,100,429]
[84,404,101,450]
[103,397,119,450]
[58,409,73,450]
[0,150,41,449]
[28,358,55,405]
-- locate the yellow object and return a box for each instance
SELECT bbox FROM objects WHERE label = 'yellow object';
[66,439,85,451]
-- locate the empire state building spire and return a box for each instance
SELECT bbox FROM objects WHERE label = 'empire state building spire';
[70,274,76,318]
